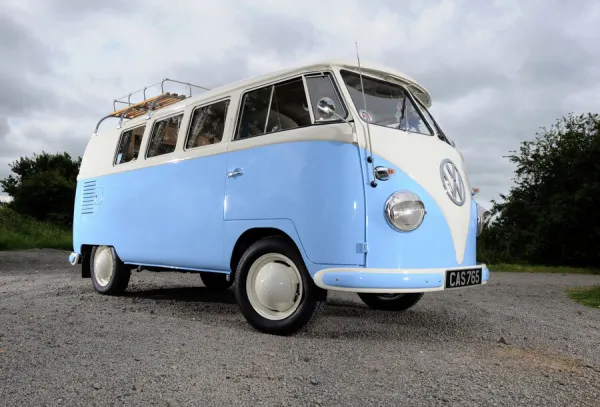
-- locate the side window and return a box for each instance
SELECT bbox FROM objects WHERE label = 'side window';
[115,125,145,165]
[305,74,347,122]
[236,77,311,140]
[146,113,183,158]
[186,99,230,149]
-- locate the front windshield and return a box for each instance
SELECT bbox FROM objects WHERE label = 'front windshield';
[340,69,434,137]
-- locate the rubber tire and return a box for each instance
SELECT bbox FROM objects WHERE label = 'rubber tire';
[200,272,232,291]
[90,245,131,295]
[234,236,327,336]
[358,292,424,311]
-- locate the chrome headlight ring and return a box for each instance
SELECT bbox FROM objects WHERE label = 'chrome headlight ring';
[384,191,426,232]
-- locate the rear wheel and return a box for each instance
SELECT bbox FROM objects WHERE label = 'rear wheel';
[357,292,424,311]
[199,272,232,291]
[90,245,131,295]
[234,236,326,335]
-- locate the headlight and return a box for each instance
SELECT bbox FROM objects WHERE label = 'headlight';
[385,191,426,232]
[476,203,489,237]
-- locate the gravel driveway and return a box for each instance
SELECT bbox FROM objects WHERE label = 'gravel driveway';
[1,249,599,406]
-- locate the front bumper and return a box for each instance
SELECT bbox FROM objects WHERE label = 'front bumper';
[313,264,489,293]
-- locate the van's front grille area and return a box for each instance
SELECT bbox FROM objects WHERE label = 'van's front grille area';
[81,181,97,215]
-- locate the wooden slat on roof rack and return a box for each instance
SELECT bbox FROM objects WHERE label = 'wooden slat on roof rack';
[108,92,186,119]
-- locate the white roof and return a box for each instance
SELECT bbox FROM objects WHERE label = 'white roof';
[207,58,432,107]
[99,59,432,133]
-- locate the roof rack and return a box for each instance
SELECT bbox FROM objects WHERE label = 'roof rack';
[93,78,210,135]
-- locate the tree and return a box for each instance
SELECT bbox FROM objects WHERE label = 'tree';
[0,152,81,227]
[478,113,600,268]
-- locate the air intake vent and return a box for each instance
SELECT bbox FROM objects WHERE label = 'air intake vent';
[81,180,97,215]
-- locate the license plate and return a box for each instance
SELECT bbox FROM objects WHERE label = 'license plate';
[445,268,482,289]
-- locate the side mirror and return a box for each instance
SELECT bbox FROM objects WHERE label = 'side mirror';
[317,97,336,119]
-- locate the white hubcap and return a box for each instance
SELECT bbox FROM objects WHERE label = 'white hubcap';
[93,246,114,287]
[246,253,303,320]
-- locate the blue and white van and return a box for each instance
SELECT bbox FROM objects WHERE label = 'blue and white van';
[69,60,490,335]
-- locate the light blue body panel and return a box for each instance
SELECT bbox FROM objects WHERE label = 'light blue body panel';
[224,140,366,266]
[222,218,350,277]
[73,139,487,291]
[361,153,478,269]
[322,271,445,290]
[73,140,366,271]
[318,265,490,291]
[74,153,229,271]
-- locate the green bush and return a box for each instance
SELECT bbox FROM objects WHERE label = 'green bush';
[0,151,80,228]
[478,113,600,268]
[0,206,72,251]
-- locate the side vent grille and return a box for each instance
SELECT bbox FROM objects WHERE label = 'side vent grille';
[81,181,97,215]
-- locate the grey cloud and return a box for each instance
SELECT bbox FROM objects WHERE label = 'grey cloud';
[0,12,56,120]
[375,0,600,203]
[170,56,252,93]
[0,12,51,76]
[1,0,600,206]
[0,117,8,141]
[0,12,107,124]
[41,0,140,18]
[233,3,324,57]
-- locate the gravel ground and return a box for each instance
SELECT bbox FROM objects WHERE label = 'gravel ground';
[1,249,599,406]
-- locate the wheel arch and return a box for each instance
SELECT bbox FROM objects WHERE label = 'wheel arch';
[229,227,305,279]
[79,244,128,278]
[80,244,94,278]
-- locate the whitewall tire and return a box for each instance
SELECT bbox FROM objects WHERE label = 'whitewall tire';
[234,236,327,335]
[90,245,131,295]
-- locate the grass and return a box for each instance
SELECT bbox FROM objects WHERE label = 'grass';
[0,206,72,251]
[566,286,600,308]
[488,263,600,275]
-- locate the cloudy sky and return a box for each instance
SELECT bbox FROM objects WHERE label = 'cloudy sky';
[1,0,599,207]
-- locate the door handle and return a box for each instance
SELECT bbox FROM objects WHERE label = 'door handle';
[227,169,244,178]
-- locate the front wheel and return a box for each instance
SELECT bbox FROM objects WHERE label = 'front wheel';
[234,236,326,335]
[358,292,424,311]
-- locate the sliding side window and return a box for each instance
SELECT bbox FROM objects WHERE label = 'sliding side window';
[186,99,230,149]
[114,125,145,165]
[146,113,184,158]
[236,78,311,140]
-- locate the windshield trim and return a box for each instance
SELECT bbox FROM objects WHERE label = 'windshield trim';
[413,96,452,146]
[339,69,436,138]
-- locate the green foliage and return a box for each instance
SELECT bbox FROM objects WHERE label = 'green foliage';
[0,206,72,251]
[488,263,599,275]
[566,286,600,308]
[478,113,600,268]
[0,152,81,227]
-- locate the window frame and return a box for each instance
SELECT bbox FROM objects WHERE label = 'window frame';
[303,71,349,124]
[112,124,147,167]
[232,70,350,142]
[338,68,436,137]
[183,97,231,152]
[144,111,185,160]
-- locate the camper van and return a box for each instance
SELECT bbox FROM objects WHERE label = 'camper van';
[69,59,490,335]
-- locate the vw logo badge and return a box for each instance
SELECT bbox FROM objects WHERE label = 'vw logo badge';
[440,159,466,206]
